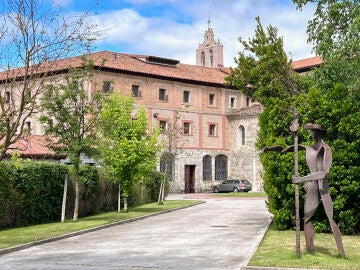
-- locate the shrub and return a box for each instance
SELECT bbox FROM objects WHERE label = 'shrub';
[0,161,67,227]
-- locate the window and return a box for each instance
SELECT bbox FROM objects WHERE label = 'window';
[159,88,168,101]
[246,97,251,107]
[183,121,192,135]
[4,91,10,103]
[215,155,228,180]
[209,124,217,136]
[230,97,236,108]
[183,90,190,103]
[132,85,141,98]
[209,94,215,106]
[25,121,31,134]
[102,81,112,93]
[209,49,213,67]
[201,51,205,66]
[237,125,246,145]
[203,155,212,181]
[159,120,167,132]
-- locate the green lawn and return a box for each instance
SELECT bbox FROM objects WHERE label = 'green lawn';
[0,200,200,250]
[249,223,360,270]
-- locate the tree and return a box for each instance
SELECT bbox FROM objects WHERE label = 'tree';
[157,112,181,204]
[293,0,360,60]
[293,0,360,98]
[98,94,159,212]
[227,17,306,231]
[39,59,101,221]
[0,0,98,161]
[226,16,303,107]
[228,5,360,235]
[293,0,360,234]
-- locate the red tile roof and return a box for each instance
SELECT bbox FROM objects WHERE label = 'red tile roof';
[6,135,64,159]
[0,51,231,87]
[292,56,323,72]
[1,51,322,87]
[92,51,231,86]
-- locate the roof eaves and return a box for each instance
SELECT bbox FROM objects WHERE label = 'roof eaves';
[97,65,234,89]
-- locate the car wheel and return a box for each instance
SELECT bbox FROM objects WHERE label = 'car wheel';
[214,187,219,193]
[233,187,239,193]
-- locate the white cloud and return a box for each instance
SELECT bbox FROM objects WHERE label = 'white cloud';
[93,0,316,67]
[94,9,148,43]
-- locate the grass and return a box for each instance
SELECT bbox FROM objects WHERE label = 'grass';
[0,200,200,250]
[249,223,360,270]
[210,191,267,197]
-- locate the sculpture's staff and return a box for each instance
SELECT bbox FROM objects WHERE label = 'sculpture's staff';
[290,108,300,257]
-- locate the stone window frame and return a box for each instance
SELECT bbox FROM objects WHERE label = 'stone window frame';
[202,155,212,181]
[182,120,193,136]
[102,80,113,93]
[208,93,216,107]
[229,95,237,109]
[159,88,168,102]
[183,90,190,104]
[158,117,169,133]
[131,84,141,98]
[208,122,218,137]
[237,125,246,146]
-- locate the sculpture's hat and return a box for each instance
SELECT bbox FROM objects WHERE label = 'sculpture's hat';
[304,123,327,134]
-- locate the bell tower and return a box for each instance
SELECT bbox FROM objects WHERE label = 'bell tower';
[196,18,223,68]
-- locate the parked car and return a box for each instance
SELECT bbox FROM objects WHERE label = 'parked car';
[213,179,252,193]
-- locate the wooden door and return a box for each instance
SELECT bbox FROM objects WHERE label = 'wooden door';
[184,165,196,193]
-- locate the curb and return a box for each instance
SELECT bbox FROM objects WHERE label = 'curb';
[0,200,205,256]
[242,267,326,270]
[241,219,273,268]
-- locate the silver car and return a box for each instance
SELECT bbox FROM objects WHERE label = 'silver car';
[213,179,252,193]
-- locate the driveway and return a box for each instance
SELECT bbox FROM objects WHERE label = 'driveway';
[0,194,272,270]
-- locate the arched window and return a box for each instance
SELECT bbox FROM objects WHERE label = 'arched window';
[237,125,245,145]
[160,153,174,181]
[215,155,227,180]
[203,155,212,181]
[209,49,213,67]
[201,51,205,66]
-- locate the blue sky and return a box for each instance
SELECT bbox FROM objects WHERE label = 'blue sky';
[51,0,316,67]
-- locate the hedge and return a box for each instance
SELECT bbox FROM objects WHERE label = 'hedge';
[0,161,165,228]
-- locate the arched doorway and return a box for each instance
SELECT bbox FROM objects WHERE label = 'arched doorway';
[203,155,212,181]
[215,155,227,180]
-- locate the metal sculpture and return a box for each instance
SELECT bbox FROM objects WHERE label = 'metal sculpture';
[263,117,346,258]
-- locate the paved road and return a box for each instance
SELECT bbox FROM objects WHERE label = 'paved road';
[0,194,272,270]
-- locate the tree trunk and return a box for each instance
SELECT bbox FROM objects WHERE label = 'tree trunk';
[117,182,121,213]
[124,195,128,212]
[158,180,164,204]
[161,179,165,202]
[61,174,68,223]
[73,164,80,221]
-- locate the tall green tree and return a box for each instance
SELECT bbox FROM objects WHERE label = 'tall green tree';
[228,4,360,234]
[293,0,360,234]
[227,17,306,230]
[293,0,360,98]
[293,0,360,60]
[97,94,159,211]
[39,59,101,221]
